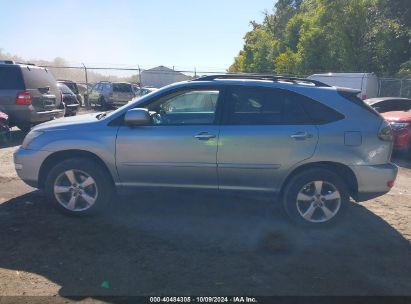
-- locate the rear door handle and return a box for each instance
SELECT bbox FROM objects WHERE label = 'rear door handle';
[290,132,313,140]
[194,132,216,140]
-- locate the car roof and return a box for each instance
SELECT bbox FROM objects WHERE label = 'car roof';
[58,79,76,83]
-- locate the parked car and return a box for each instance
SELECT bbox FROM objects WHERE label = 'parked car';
[365,97,411,158]
[57,83,79,116]
[14,74,397,226]
[136,86,159,97]
[380,110,411,158]
[0,111,10,143]
[365,97,411,113]
[57,80,83,106]
[0,61,63,132]
[308,73,379,100]
[88,81,135,109]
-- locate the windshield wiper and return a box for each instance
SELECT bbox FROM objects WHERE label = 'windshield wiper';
[96,112,107,120]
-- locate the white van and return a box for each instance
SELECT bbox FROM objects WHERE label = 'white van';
[307,73,379,100]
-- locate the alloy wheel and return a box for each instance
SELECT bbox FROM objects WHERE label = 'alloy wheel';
[296,180,341,223]
[53,169,98,212]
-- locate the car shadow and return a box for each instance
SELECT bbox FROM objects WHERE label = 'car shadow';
[0,128,25,148]
[392,156,411,170]
[0,190,410,298]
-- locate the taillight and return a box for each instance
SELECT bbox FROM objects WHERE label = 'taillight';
[16,91,32,105]
[378,120,394,141]
[361,94,367,100]
[60,90,63,102]
[108,92,113,97]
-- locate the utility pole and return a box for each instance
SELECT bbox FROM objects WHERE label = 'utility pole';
[138,65,142,87]
[82,62,89,108]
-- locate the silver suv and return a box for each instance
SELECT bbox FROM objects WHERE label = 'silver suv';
[14,74,398,226]
[88,81,135,109]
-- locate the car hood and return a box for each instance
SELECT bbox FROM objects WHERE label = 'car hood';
[32,112,100,131]
[381,111,411,122]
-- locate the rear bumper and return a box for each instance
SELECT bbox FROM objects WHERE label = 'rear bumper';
[350,163,398,202]
[8,105,64,125]
[65,104,79,114]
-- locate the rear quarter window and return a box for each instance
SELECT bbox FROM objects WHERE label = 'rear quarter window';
[298,95,345,124]
[338,90,380,118]
[62,82,79,94]
[0,66,24,90]
[113,83,132,93]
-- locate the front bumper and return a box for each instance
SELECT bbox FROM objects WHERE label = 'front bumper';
[13,147,51,188]
[350,163,398,202]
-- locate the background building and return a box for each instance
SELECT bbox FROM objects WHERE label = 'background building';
[140,66,190,88]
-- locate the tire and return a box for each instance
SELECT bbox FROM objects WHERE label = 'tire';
[282,168,349,227]
[98,97,108,110]
[45,158,113,216]
[60,101,67,117]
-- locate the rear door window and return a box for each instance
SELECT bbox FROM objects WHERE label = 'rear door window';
[0,66,24,90]
[223,86,311,125]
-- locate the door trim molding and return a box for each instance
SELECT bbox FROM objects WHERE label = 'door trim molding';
[218,163,281,170]
[120,162,216,168]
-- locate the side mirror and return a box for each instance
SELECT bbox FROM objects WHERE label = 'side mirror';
[124,108,151,126]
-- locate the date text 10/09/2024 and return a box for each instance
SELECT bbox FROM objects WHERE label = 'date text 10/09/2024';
[149,297,258,303]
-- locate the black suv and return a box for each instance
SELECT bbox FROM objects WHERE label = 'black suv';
[57,80,83,106]
[0,61,63,132]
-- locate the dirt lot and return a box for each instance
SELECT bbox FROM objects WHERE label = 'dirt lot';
[0,127,410,299]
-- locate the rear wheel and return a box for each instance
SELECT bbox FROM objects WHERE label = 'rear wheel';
[45,158,113,216]
[282,168,348,227]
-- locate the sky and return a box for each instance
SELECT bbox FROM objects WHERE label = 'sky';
[0,0,276,71]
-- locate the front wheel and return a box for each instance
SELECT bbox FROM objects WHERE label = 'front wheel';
[45,158,113,216]
[282,168,348,226]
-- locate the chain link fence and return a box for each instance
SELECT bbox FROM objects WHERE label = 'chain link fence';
[39,64,411,107]
[379,78,411,98]
[40,64,226,107]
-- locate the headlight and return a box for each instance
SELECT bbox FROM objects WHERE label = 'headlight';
[21,130,44,149]
[390,122,410,130]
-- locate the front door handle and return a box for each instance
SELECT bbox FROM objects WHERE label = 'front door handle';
[194,132,216,140]
[290,132,313,140]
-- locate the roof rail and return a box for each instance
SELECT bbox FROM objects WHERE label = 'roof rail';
[193,73,331,87]
[14,61,36,66]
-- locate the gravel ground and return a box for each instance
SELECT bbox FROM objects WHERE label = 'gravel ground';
[0,125,410,299]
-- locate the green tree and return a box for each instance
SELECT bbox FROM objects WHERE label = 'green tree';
[230,0,411,76]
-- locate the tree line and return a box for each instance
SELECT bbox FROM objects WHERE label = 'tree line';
[229,0,411,77]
